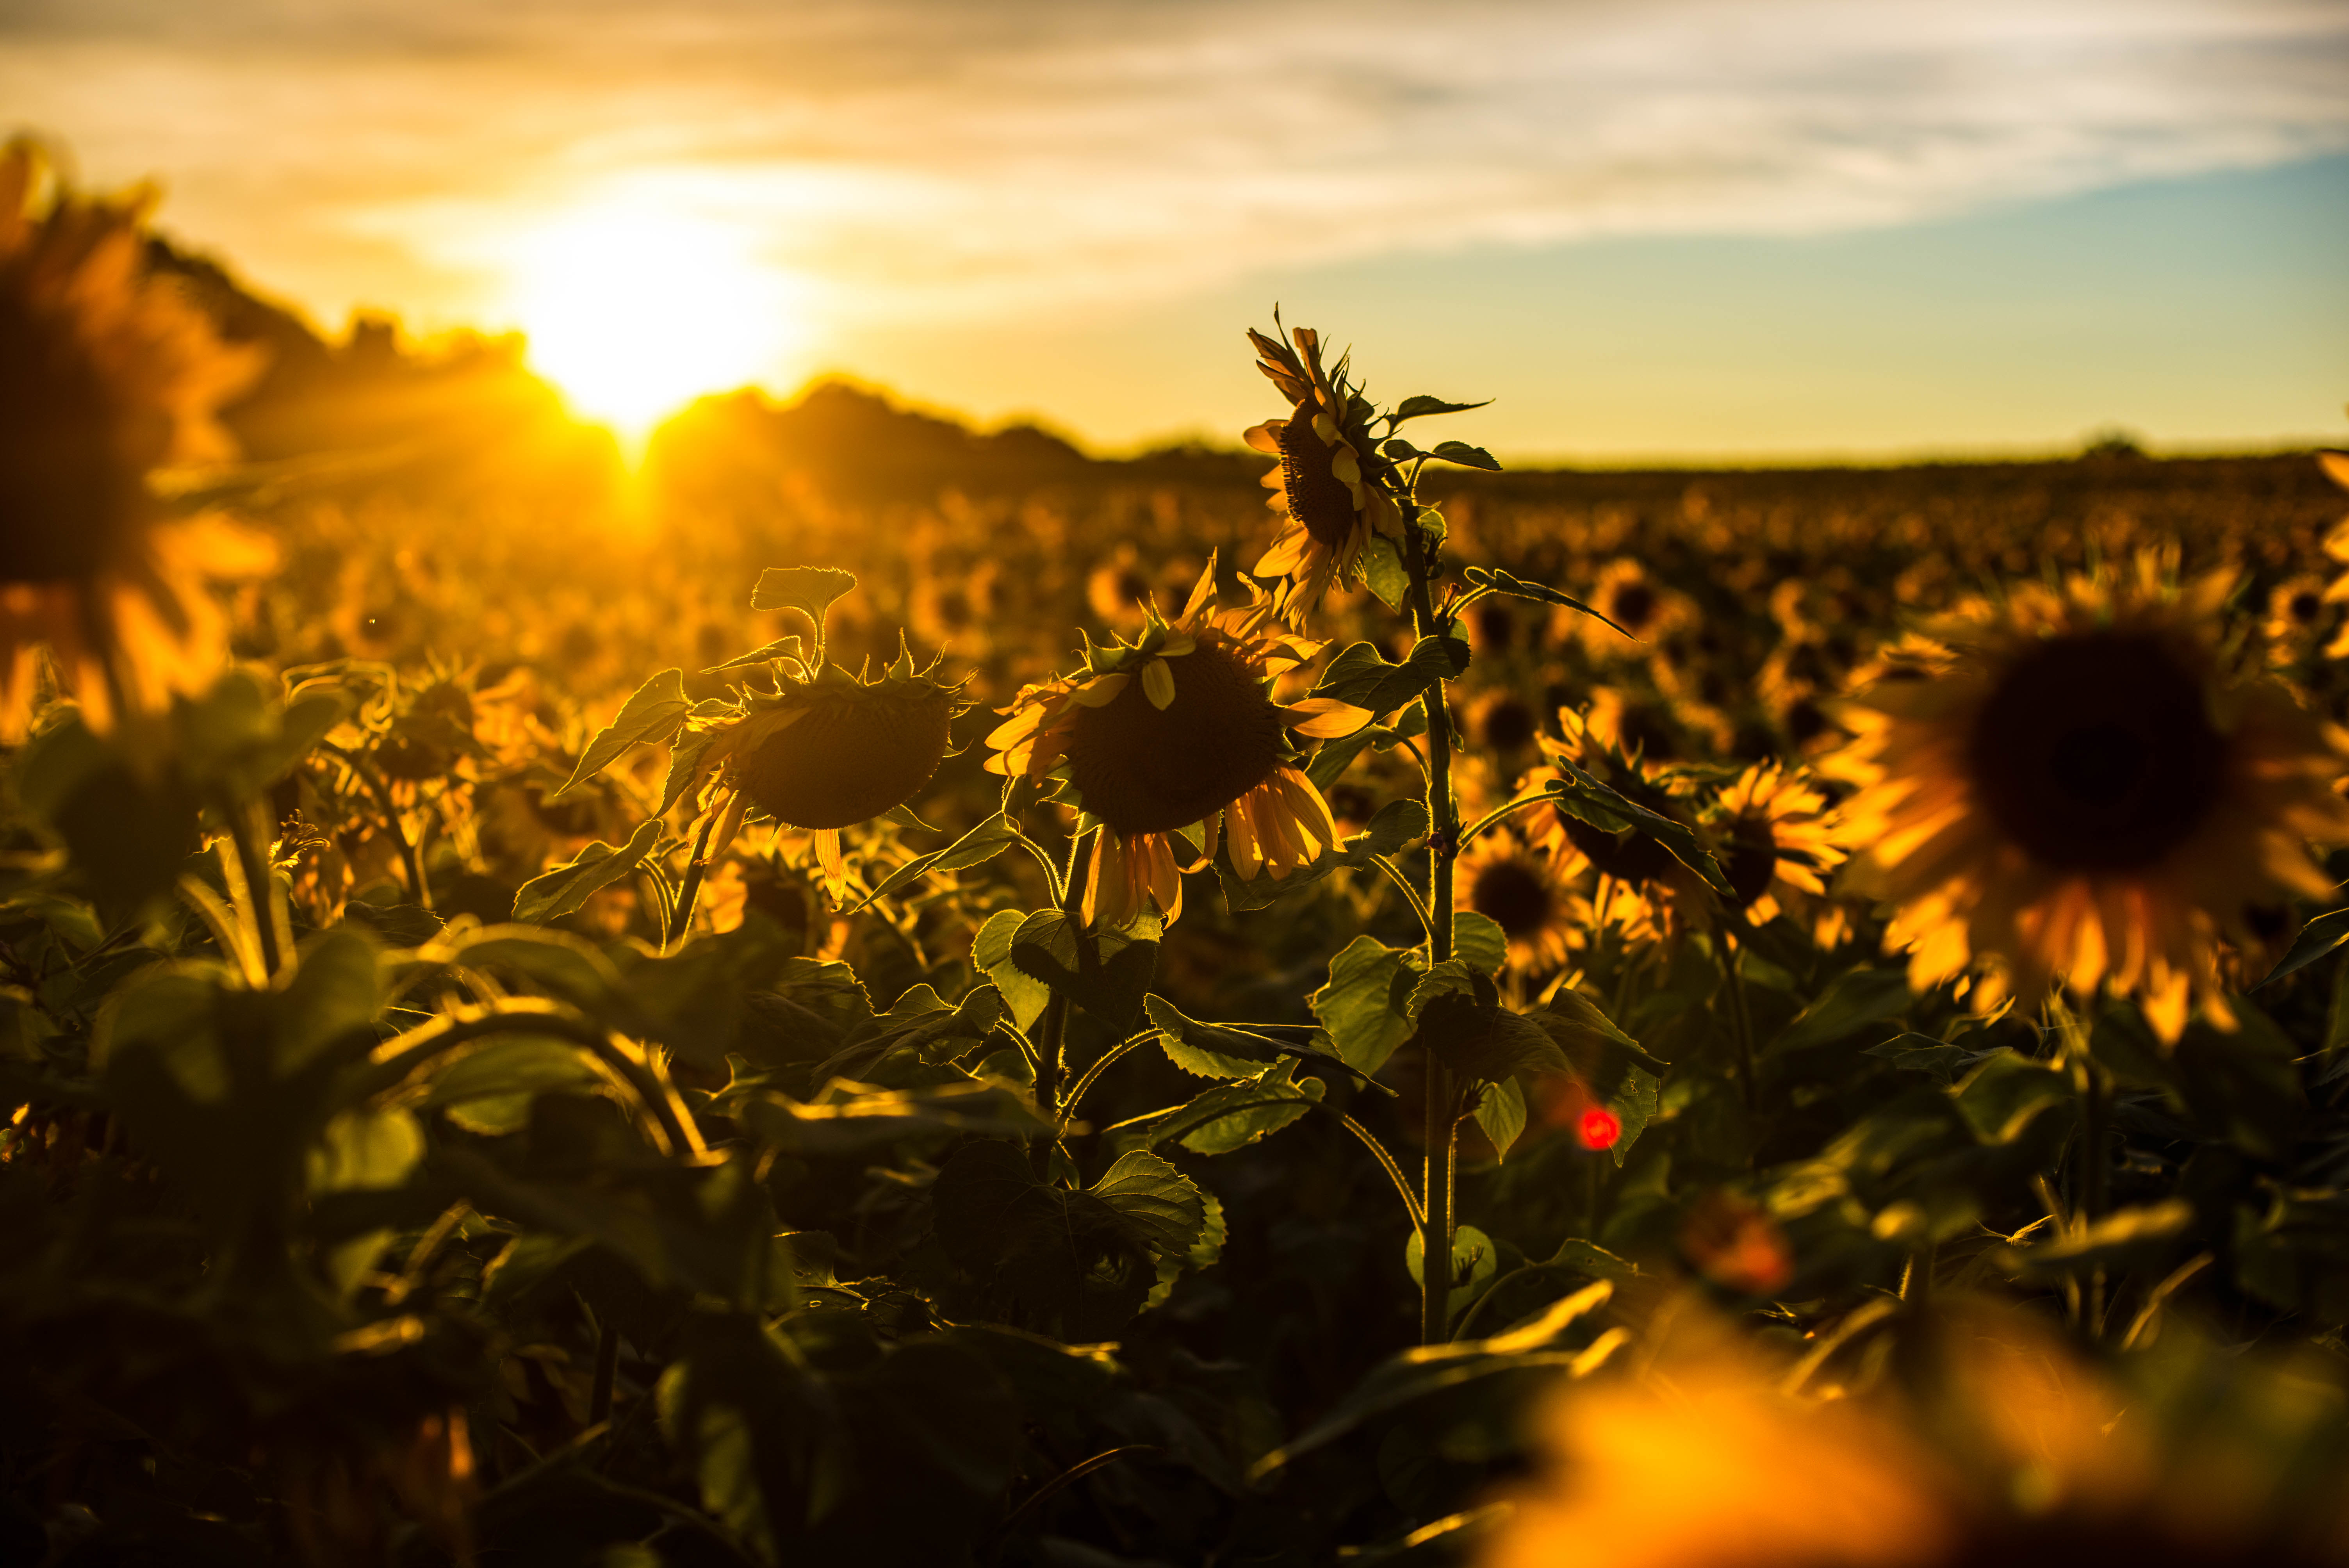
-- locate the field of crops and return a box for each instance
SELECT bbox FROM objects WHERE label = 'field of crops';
[9,146,2349,1567]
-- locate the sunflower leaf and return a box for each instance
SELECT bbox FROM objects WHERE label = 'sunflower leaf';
[1428,440,1502,472]
[837,813,1018,915]
[1308,637,1470,718]
[2259,905,2349,987]
[1362,533,1411,608]
[1311,937,1423,1075]
[751,567,859,639]
[1126,1063,1324,1156]
[1472,1078,1527,1162]
[702,636,805,674]
[1542,762,1731,894]
[1463,566,1635,641]
[1145,994,1355,1082]
[1392,394,1494,425]
[549,668,691,801]
[512,817,666,923]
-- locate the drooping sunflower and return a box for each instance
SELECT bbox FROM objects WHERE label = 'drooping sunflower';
[1829,563,2349,1039]
[1711,761,1848,944]
[1455,831,1579,972]
[985,561,1367,927]
[676,641,969,896]
[0,139,270,735]
[1242,323,1404,625]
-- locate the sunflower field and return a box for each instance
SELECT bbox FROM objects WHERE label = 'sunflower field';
[11,142,2349,1568]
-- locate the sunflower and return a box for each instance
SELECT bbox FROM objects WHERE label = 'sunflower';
[2263,574,2331,668]
[1829,563,2349,1040]
[1711,761,1848,943]
[0,139,269,735]
[1456,831,1578,972]
[1572,558,1688,657]
[675,641,968,896]
[1524,712,1714,944]
[1242,323,1404,625]
[984,561,1367,926]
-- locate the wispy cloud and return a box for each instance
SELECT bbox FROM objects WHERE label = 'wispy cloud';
[4,0,2344,336]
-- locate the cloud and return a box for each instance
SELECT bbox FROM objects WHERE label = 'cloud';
[3,0,2344,335]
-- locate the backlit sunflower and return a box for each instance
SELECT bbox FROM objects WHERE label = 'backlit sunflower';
[1829,563,2349,1039]
[1572,558,1687,657]
[1524,718,1711,946]
[1456,832,1579,972]
[0,139,269,735]
[985,561,1367,927]
[1711,761,1848,944]
[1242,323,1404,625]
[675,641,968,897]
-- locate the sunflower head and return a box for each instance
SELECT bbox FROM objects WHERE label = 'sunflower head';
[1709,761,1846,937]
[1830,562,2349,1038]
[0,139,269,733]
[725,645,965,831]
[1242,321,1405,623]
[985,559,1365,925]
[1456,833,1578,971]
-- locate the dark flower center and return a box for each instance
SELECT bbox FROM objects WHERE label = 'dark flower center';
[1725,827,1779,907]
[1066,640,1284,836]
[1472,600,1517,650]
[1966,632,2226,872]
[1609,582,1656,633]
[1477,695,1537,753]
[1275,406,1361,552]
[2289,591,2322,625]
[737,687,955,830]
[1470,858,1553,940]
[0,290,146,581]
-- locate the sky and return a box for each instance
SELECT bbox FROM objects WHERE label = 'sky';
[3,0,2345,461]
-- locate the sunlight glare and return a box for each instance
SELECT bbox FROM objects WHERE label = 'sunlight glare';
[498,193,807,443]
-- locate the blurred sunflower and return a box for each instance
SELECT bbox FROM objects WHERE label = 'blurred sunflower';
[1572,558,1688,657]
[1830,564,2349,1039]
[675,641,968,896]
[2264,574,2332,668]
[1456,832,1578,971]
[1711,761,1847,943]
[1526,714,1709,942]
[1243,323,1404,624]
[0,139,269,735]
[985,561,1367,926]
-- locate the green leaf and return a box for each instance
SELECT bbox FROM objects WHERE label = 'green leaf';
[752,566,858,636]
[1144,994,1348,1081]
[930,1140,1209,1339]
[839,812,1017,914]
[1251,1281,1615,1477]
[1135,1062,1324,1155]
[1454,911,1507,976]
[1462,566,1633,641]
[16,716,200,910]
[1008,909,1158,1034]
[1768,967,1911,1057]
[308,1105,424,1193]
[1542,762,1731,894]
[1953,1049,2073,1144]
[1472,1076,1526,1161]
[1311,936,1422,1076]
[1404,1222,1498,1296]
[658,1311,845,1562]
[1428,440,1501,471]
[703,634,805,674]
[1363,533,1409,609]
[974,908,1050,1033]
[549,669,691,801]
[736,1080,1044,1156]
[1999,1199,2196,1279]
[1309,637,1472,718]
[511,817,665,924]
[1392,394,1493,424]
[1417,991,1570,1085]
[1865,1032,1979,1085]
[2260,905,2349,987]
[427,1036,608,1136]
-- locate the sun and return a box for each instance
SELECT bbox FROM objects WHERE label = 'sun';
[496,191,808,444]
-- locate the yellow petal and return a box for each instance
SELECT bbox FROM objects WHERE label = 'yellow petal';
[1244,421,1286,454]
[1141,658,1178,709]
[1284,697,1372,738]
[1071,672,1132,707]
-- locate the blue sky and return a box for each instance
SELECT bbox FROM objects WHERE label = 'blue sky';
[3,0,2343,458]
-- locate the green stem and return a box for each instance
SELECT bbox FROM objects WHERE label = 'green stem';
[1457,791,1558,852]
[1720,924,1757,1113]
[219,796,287,980]
[1331,1108,1424,1228]
[664,811,722,951]
[1403,515,1460,1347]
[1032,828,1095,1174]
[1059,1029,1155,1131]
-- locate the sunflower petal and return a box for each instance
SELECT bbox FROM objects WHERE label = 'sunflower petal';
[1070,672,1132,708]
[1283,697,1373,739]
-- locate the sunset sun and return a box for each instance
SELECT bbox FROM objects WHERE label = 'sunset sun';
[498,193,807,442]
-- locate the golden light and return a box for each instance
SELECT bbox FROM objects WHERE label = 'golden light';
[495,191,809,444]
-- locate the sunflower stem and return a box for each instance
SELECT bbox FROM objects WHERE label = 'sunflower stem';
[1402,516,1461,1346]
[663,811,722,951]
[219,794,289,982]
[1033,827,1096,1176]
